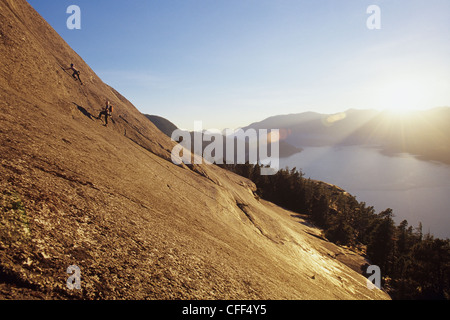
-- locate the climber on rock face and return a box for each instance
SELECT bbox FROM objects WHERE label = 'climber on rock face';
[64,63,83,85]
[97,100,114,127]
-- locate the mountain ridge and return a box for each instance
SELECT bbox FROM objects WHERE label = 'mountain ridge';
[244,108,450,165]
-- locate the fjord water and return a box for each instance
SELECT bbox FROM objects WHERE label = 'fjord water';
[279,146,450,239]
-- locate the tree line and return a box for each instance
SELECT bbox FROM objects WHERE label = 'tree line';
[218,163,450,300]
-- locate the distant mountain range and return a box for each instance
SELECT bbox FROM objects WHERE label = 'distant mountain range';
[145,114,303,159]
[147,107,450,165]
[244,108,450,165]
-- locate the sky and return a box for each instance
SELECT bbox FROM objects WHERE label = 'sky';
[27,0,450,130]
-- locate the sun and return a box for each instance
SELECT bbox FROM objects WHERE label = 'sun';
[377,79,427,114]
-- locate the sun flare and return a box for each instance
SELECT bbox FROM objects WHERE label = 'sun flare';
[378,79,428,114]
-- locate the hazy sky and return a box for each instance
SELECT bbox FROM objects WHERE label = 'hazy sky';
[28,0,450,130]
